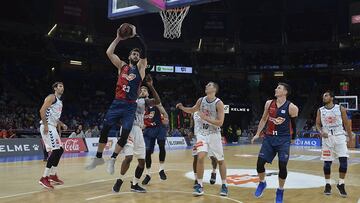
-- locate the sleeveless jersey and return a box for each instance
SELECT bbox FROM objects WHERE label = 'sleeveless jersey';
[319,104,346,136]
[198,97,221,135]
[133,98,146,128]
[115,64,142,102]
[265,100,292,136]
[144,106,162,128]
[40,95,63,126]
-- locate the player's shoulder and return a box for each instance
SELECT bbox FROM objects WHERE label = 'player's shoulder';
[265,99,273,106]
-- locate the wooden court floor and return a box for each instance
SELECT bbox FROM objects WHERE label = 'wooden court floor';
[0,145,359,203]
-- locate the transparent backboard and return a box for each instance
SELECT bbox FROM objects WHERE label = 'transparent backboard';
[108,0,220,19]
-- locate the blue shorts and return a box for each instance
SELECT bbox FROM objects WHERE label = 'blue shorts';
[103,99,137,131]
[143,126,167,153]
[258,135,291,163]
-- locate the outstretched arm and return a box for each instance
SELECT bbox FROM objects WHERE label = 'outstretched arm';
[144,75,161,106]
[157,104,169,125]
[106,28,127,70]
[133,31,147,80]
[176,98,202,114]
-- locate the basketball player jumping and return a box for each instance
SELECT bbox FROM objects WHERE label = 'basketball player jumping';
[141,101,169,185]
[176,82,228,197]
[251,83,298,203]
[39,82,68,189]
[86,24,147,170]
[192,112,218,187]
[316,91,352,198]
[111,75,161,193]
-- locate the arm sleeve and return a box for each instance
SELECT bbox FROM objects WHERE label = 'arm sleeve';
[134,34,147,59]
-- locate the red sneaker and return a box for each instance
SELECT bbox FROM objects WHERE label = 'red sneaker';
[49,174,64,185]
[39,177,54,189]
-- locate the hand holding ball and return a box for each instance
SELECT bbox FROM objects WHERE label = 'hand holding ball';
[117,23,136,40]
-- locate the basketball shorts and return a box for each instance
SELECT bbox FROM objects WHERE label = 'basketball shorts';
[103,99,137,131]
[40,124,62,152]
[122,125,145,159]
[144,126,167,153]
[195,132,224,161]
[321,134,349,161]
[258,135,291,163]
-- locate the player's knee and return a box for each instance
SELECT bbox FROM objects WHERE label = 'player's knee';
[256,157,266,173]
[217,160,224,165]
[138,159,145,168]
[323,161,332,175]
[124,156,133,164]
[339,157,348,173]
[278,161,288,179]
[117,129,131,148]
[99,125,111,143]
[197,152,206,161]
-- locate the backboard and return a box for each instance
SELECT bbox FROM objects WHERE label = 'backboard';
[108,0,220,19]
[335,95,358,111]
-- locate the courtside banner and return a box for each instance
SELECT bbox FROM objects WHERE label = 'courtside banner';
[0,138,43,157]
[294,138,321,147]
[85,137,118,152]
[61,138,88,153]
[167,137,187,148]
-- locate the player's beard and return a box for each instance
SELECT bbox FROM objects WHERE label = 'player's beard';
[129,59,138,66]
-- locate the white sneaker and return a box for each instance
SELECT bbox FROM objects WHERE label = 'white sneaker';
[107,158,116,175]
[85,157,105,170]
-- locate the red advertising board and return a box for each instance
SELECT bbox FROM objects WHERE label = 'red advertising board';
[60,138,87,153]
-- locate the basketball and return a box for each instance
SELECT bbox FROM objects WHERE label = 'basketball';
[118,23,134,39]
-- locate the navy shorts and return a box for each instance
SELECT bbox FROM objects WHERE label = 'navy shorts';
[258,135,291,163]
[143,126,167,153]
[103,99,137,131]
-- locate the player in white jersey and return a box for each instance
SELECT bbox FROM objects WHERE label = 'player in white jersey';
[316,90,352,198]
[38,82,68,189]
[110,75,161,193]
[191,112,218,187]
[176,82,228,197]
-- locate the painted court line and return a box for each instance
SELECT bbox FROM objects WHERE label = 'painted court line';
[85,190,243,203]
[0,169,177,199]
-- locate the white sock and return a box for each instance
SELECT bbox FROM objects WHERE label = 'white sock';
[212,169,216,173]
[339,179,345,185]
[43,167,51,178]
[118,174,124,180]
[194,173,198,180]
[50,166,57,176]
[325,179,331,184]
[222,179,227,185]
[197,179,203,187]
[133,177,139,185]
[159,163,164,172]
[146,168,151,175]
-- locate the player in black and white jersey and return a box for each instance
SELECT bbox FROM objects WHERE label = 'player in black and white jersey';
[38,82,68,189]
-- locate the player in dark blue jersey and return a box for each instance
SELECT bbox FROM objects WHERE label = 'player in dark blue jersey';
[86,24,148,170]
[251,83,298,203]
[141,104,169,185]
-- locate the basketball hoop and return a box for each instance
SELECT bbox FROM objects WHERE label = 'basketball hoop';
[160,6,190,39]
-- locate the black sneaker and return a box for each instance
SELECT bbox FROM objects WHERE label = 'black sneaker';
[159,170,167,180]
[131,182,147,193]
[324,184,331,195]
[336,184,347,198]
[142,175,151,185]
[210,172,216,185]
[112,179,123,193]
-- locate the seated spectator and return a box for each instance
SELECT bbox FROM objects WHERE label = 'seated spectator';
[69,125,85,138]
[91,125,100,137]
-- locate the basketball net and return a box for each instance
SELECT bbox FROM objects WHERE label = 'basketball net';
[160,6,190,39]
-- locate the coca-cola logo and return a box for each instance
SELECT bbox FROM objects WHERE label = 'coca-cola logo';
[64,139,80,151]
